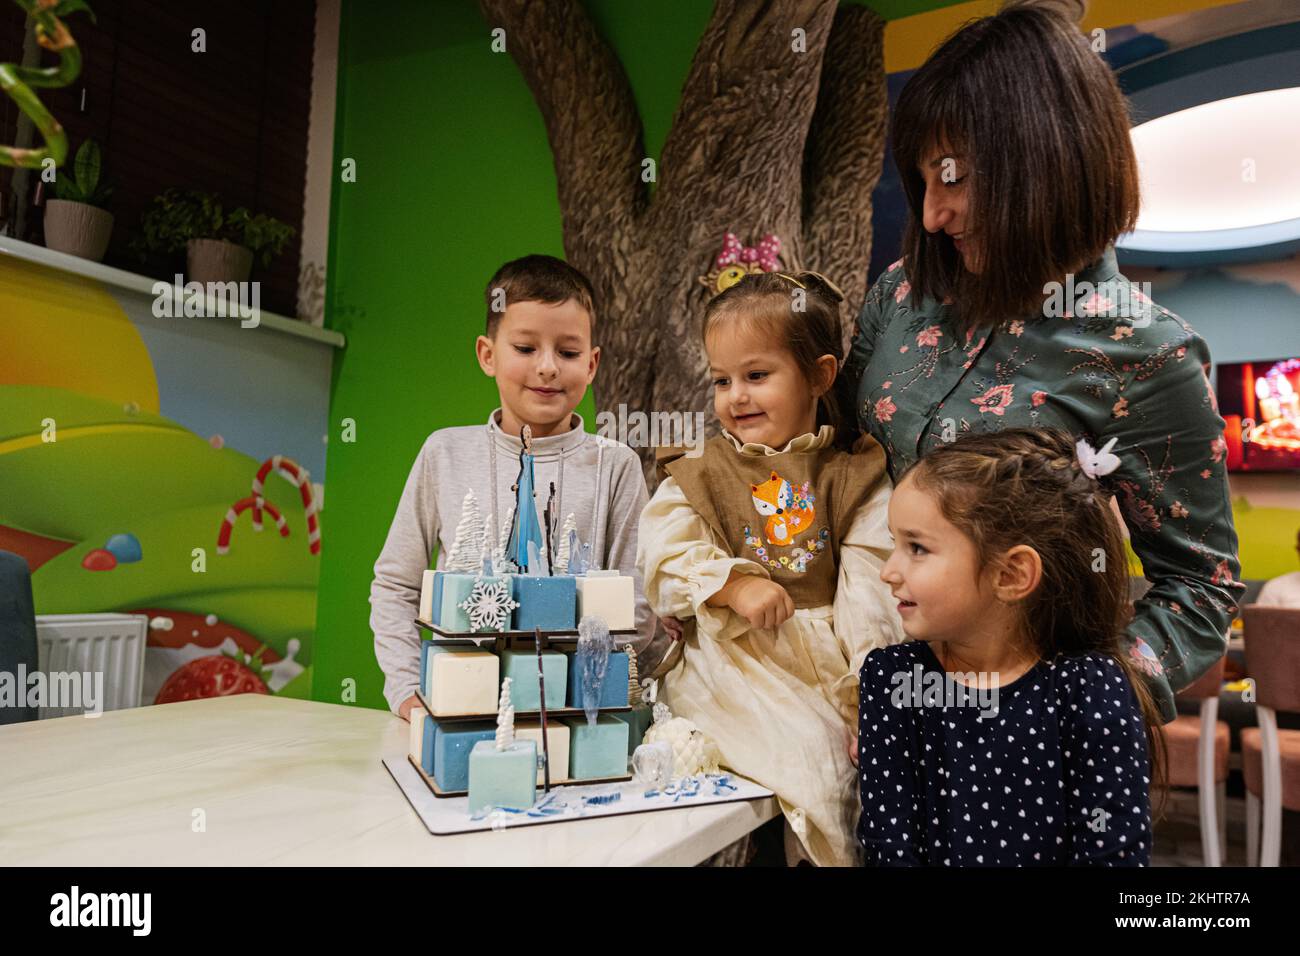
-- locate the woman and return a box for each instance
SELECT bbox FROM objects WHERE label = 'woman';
[836,2,1244,722]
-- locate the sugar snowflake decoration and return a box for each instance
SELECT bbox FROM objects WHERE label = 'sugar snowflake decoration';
[458,577,518,632]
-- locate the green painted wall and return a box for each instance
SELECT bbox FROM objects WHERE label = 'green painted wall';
[313,0,713,711]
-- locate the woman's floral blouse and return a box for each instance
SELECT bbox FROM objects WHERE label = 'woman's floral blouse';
[837,245,1245,722]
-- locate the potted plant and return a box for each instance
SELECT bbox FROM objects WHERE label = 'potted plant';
[44,139,115,261]
[131,187,295,284]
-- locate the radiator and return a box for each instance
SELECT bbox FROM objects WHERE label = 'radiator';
[34,613,148,718]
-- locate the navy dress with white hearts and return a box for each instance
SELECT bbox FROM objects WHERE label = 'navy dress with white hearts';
[857,640,1152,866]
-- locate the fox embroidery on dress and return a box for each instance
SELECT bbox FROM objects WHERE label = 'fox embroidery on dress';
[750,471,816,546]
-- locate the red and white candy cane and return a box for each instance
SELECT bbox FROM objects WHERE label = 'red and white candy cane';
[217,496,288,555]
[251,455,321,555]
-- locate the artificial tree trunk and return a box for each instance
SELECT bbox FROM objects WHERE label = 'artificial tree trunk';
[478,0,888,478]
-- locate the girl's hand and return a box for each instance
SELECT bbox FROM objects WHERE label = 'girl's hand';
[661,616,685,641]
[846,728,859,768]
[726,576,795,630]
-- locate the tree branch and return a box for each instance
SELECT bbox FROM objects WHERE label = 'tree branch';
[801,4,888,341]
[477,0,646,272]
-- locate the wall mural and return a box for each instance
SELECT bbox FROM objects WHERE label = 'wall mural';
[0,255,330,703]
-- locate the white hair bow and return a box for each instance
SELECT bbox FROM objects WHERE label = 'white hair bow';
[1076,437,1120,479]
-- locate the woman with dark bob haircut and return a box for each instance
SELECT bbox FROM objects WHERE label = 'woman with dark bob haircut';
[836,0,1244,722]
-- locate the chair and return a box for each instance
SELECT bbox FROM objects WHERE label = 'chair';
[1163,656,1229,865]
[0,550,40,725]
[1241,606,1300,867]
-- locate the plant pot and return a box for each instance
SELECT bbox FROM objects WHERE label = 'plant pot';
[43,199,114,262]
[186,238,253,285]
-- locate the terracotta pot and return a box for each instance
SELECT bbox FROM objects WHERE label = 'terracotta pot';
[43,199,114,262]
[186,238,253,285]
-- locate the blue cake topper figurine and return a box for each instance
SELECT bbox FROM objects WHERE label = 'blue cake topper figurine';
[506,425,545,573]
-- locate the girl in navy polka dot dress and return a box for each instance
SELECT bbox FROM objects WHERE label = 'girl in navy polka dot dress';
[857,428,1165,866]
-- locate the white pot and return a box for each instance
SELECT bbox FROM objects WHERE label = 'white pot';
[43,199,114,262]
[186,238,253,285]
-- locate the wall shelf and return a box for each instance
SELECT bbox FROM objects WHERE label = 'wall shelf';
[0,235,346,349]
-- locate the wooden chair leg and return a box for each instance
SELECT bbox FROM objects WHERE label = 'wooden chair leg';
[1216,781,1227,866]
[1196,698,1222,866]
[1246,790,1260,867]
[1260,706,1283,867]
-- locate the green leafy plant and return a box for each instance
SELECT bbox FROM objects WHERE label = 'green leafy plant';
[52,138,113,208]
[131,187,296,268]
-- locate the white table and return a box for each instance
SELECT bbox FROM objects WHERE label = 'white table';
[0,695,778,865]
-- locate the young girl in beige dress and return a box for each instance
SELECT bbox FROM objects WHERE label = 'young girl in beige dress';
[638,271,904,866]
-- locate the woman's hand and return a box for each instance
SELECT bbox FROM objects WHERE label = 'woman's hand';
[661,615,685,641]
[717,575,795,630]
[846,727,859,768]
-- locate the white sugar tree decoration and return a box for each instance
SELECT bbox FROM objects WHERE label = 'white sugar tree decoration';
[553,512,577,572]
[447,490,485,571]
[495,677,515,750]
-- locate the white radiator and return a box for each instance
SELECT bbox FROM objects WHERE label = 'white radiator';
[34,613,148,718]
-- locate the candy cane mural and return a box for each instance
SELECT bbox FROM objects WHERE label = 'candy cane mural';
[217,496,288,555]
[217,455,320,556]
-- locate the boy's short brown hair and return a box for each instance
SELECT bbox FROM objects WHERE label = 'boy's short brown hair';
[484,254,597,338]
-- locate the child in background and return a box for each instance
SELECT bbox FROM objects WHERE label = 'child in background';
[859,428,1164,866]
[370,254,664,719]
[639,271,903,867]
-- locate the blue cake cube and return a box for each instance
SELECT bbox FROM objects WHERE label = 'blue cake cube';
[409,710,437,775]
[468,739,538,812]
[436,572,482,631]
[562,715,630,780]
[611,704,653,755]
[498,648,567,711]
[512,575,577,631]
[430,720,496,792]
[567,650,629,709]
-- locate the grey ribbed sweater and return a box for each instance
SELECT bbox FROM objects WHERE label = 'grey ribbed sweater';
[369,410,662,713]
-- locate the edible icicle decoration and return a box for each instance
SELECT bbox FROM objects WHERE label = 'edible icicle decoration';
[567,528,592,576]
[577,616,613,726]
[495,678,515,750]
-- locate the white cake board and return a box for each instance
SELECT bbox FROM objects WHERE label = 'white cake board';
[383,757,773,835]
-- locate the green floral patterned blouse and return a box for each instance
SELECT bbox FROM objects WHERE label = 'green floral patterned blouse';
[838,245,1245,722]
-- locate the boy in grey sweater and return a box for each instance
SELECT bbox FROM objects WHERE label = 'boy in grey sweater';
[370,255,664,718]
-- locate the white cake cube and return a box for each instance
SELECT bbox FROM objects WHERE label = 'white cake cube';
[576,570,635,630]
[408,703,429,761]
[515,720,571,784]
[423,646,499,716]
[418,569,436,623]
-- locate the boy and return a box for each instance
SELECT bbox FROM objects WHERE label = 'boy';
[370,254,662,719]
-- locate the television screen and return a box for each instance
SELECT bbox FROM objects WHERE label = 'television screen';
[1217,357,1300,472]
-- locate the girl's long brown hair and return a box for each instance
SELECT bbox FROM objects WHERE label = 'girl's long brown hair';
[898,428,1167,814]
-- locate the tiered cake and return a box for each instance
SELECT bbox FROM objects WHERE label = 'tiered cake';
[407,484,652,813]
